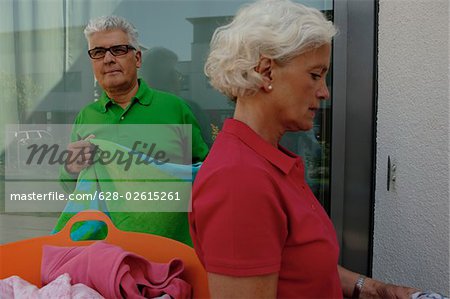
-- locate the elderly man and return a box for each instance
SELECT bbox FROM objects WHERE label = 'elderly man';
[54,15,208,245]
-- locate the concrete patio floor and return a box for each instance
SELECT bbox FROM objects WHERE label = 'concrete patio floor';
[0,214,58,244]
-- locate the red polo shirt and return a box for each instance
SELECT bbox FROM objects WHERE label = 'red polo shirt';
[189,119,342,298]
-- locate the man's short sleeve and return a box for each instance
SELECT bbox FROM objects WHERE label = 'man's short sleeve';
[191,165,287,277]
[180,102,209,163]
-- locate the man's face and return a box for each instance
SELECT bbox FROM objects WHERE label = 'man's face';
[88,29,142,95]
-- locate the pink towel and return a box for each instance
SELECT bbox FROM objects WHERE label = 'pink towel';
[41,241,192,299]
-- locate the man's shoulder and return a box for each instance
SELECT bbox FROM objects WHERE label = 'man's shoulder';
[74,100,106,122]
[150,89,189,108]
[80,100,105,113]
[138,80,191,110]
[80,99,104,111]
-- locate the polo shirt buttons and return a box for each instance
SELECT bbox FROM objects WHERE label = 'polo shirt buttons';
[120,116,125,120]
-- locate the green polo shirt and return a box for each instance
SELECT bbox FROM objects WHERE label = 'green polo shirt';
[55,79,209,245]
[60,79,208,193]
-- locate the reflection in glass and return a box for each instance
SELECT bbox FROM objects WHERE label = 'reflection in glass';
[1,0,333,213]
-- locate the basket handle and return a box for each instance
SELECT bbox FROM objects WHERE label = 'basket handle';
[57,210,120,242]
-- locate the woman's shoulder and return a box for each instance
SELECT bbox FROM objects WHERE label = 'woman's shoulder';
[196,134,275,187]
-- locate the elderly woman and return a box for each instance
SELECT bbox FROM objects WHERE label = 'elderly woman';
[189,0,419,298]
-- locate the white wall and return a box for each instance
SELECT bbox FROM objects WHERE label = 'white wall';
[374,0,450,294]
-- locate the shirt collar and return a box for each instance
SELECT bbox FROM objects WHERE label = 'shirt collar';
[222,118,299,174]
[98,78,153,113]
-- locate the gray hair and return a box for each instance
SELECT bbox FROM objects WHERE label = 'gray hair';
[84,15,140,50]
[204,0,337,100]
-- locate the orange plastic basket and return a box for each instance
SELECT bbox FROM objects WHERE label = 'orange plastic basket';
[0,210,210,298]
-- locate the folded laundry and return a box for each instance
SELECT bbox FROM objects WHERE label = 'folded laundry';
[0,273,104,299]
[52,139,202,245]
[41,241,191,299]
[411,291,450,299]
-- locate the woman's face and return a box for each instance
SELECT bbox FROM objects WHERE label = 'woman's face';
[271,43,331,132]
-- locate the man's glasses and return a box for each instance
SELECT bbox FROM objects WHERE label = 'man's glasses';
[88,45,136,59]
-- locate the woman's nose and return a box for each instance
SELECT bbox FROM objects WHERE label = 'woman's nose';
[317,82,330,100]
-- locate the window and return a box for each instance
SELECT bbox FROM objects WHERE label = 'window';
[0,0,377,277]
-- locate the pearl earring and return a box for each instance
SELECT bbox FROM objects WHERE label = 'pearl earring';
[268,85,273,90]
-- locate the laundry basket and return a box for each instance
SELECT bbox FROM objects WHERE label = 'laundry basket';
[0,210,210,298]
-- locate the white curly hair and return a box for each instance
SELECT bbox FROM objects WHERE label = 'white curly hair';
[84,15,140,50]
[204,0,337,100]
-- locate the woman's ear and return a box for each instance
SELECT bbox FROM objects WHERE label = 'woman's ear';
[255,57,273,92]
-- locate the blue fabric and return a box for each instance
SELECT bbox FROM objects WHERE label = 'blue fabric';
[52,139,201,241]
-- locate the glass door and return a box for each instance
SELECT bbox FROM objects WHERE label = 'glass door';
[0,0,334,240]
